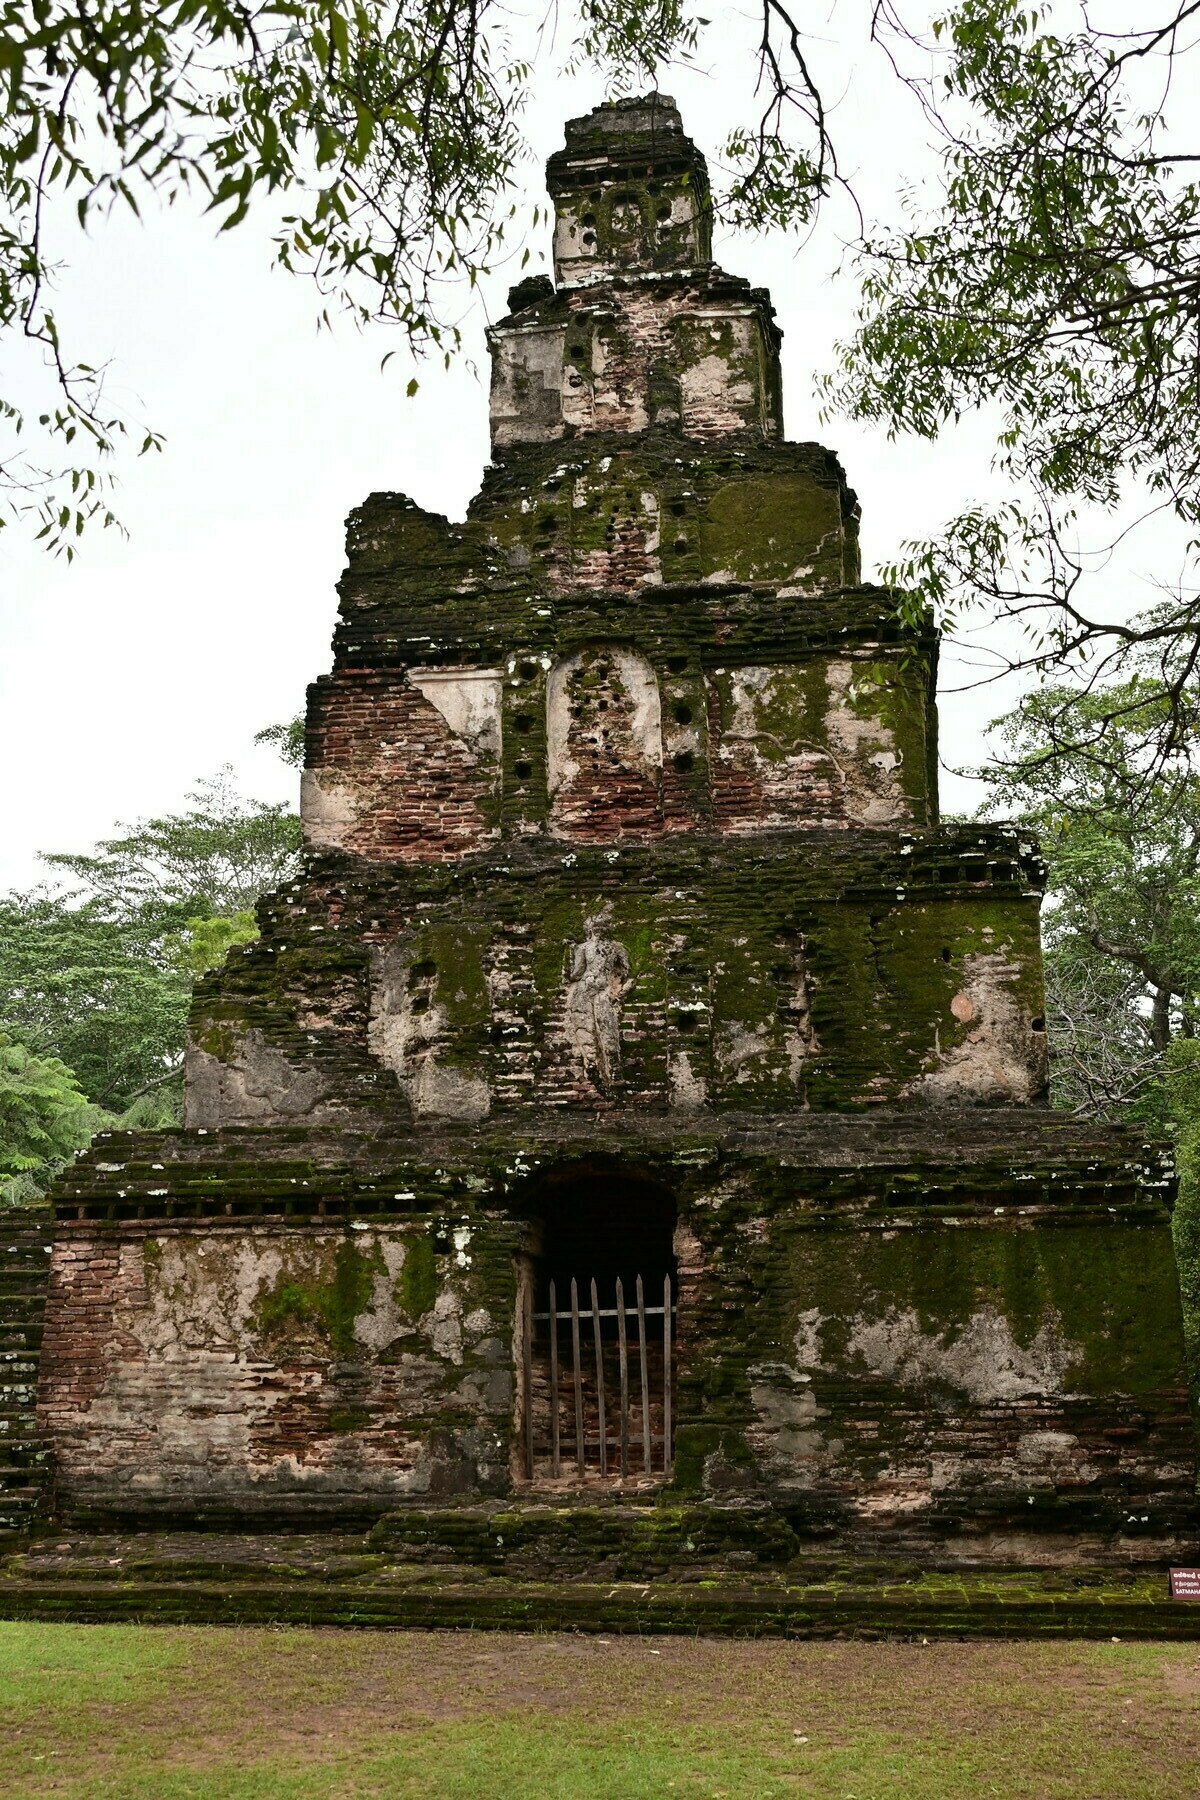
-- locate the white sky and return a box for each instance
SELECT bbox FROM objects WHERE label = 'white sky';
[0,5,1070,890]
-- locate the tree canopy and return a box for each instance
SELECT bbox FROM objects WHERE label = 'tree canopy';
[42,772,302,925]
[825,1,1200,752]
[980,675,1200,1121]
[0,1029,98,1193]
[0,772,300,1132]
[2,0,524,550]
[0,892,191,1114]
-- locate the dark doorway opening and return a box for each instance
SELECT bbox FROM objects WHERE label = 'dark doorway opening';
[516,1166,677,1487]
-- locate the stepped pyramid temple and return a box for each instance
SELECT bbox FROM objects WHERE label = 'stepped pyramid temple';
[6,98,1197,1598]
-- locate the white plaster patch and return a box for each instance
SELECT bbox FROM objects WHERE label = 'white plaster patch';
[667,1049,707,1110]
[300,770,360,849]
[905,949,1048,1106]
[354,1236,409,1355]
[746,1362,835,1483]
[184,1031,333,1130]
[406,668,503,756]
[639,490,661,553]
[793,1308,825,1371]
[489,321,568,446]
[368,943,492,1123]
[678,347,755,428]
[429,1285,464,1363]
[844,1304,1080,1403]
[823,660,909,826]
[716,1020,771,1080]
[406,1059,492,1123]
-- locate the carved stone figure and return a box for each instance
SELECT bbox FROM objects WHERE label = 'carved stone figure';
[563,909,633,1088]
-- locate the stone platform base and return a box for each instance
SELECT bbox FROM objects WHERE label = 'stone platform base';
[3,1527,1200,1638]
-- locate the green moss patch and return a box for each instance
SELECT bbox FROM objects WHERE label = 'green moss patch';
[253,1238,384,1356]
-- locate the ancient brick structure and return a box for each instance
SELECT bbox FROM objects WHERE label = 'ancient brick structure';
[33,97,1196,1570]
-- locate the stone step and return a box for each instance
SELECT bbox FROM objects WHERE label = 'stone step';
[1,1561,1199,1638]
[0,1444,49,1470]
[369,1502,801,1573]
[0,1488,45,1514]
[0,1453,49,1480]
[0,1219,52,1535]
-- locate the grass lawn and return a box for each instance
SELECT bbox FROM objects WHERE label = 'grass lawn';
[0,1623,1197,1798]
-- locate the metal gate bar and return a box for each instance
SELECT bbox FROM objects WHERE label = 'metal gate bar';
[570,1277,584,1479]
[522,1274,675,1479]
[591,1277,607,1477]
[549,1277,561,1477]
[616,1277,629,1478]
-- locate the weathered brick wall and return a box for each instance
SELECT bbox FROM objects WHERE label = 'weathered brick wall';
[39,1219,519,1520]
[302,649,923,857]
[39,1118,1195,1558]
[490,279,782,447]
[547,94,714,288]
[706,659,916,832]
[303,671,500,861]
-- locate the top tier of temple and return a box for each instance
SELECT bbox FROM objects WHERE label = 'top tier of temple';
[488,97,783,449]
[547,93,713,285]
[293,98,942,865]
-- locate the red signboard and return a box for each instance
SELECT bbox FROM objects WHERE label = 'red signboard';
[1169,1568,1200,1601]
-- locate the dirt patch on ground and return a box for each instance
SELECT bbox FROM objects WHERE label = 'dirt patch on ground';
[88,1631,1200,1758]
[3,1627,1199,1798]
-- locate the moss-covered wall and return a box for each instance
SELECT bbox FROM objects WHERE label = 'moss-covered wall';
[39,1218,520,1520]
[40,1119,1195,1556]
[669,1172,1194,1555]
[335,440,859,607]
[679,1203,1193,1543]
[184,831,1047,1130]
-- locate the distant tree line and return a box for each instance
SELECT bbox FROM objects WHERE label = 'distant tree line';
[0,730,301,1201]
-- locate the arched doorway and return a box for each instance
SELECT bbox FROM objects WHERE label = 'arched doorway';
[515,1164,677,1488]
